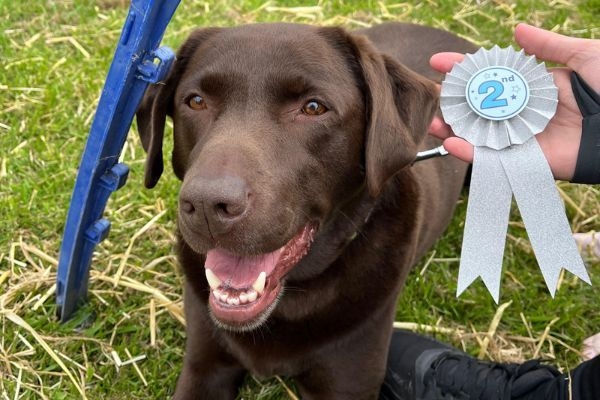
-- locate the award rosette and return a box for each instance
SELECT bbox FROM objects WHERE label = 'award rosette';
[440,46,591,302]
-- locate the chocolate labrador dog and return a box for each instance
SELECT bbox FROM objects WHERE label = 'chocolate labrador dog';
[137,22,474,400]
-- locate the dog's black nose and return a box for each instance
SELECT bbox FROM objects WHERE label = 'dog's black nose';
[179,176,251,236]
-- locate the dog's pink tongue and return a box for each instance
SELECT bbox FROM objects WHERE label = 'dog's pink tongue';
[205,248,281,288]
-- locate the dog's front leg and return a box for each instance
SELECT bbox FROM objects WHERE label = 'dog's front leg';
[173,283,246,400]
[295,360,385,400]
[294,323,393,400]
[174,355,245,400]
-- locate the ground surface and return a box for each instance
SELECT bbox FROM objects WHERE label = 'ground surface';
[1,0,599,399]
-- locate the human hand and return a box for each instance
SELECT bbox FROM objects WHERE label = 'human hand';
[429,23,600,181]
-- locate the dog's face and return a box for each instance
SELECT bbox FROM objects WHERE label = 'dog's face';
[137,23,438,331]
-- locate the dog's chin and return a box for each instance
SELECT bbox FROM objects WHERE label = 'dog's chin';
[202,223,317,332]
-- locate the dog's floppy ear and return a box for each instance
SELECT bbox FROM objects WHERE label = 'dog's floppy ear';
[136,28,222,188]
[136,81,169,188]
[347,33,439,197]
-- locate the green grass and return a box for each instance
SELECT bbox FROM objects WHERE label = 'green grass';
[1,0,599,398]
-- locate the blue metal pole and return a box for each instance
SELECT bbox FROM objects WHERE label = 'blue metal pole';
[56,0,181,322]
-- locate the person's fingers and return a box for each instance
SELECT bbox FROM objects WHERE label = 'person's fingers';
[429,52,465,73]
[515,23,583,65]
[443,136,474,163]
[581,332,600,360]
[515,23,600,82]
[429,116,454,140]
[432,26,594,73]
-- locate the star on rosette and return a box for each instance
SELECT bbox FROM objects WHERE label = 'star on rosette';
[440,45,558,150]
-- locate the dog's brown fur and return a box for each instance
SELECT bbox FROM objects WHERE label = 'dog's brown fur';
[137,22,475,400]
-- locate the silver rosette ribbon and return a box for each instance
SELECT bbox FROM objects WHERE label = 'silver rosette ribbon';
[440,46,590,302]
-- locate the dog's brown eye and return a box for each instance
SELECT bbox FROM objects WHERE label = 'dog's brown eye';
[188,95,207,110]
[302,100,328,116]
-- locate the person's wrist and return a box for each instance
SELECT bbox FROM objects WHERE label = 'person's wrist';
[571,72,600,184]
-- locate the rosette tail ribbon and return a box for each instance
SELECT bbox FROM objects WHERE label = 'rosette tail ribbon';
[460,139,590,302]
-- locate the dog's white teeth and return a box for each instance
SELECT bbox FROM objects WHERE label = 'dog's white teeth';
[246,289,258,303]
[211,274,265,306]
[239,292,248,304]
[205,268,222,290]
[212,287,260,307]
[252,271,266,294]
[226,297,240,306]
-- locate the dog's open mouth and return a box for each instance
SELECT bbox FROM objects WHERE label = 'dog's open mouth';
[204,223,317,330]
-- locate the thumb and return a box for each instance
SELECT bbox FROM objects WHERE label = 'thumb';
[514,23,597,71]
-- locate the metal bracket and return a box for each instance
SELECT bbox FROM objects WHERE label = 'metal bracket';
[413,145,449,163]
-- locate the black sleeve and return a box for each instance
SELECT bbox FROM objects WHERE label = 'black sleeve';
[571,72,600,184]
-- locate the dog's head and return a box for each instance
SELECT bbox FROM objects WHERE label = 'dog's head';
[136,23,438,331]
